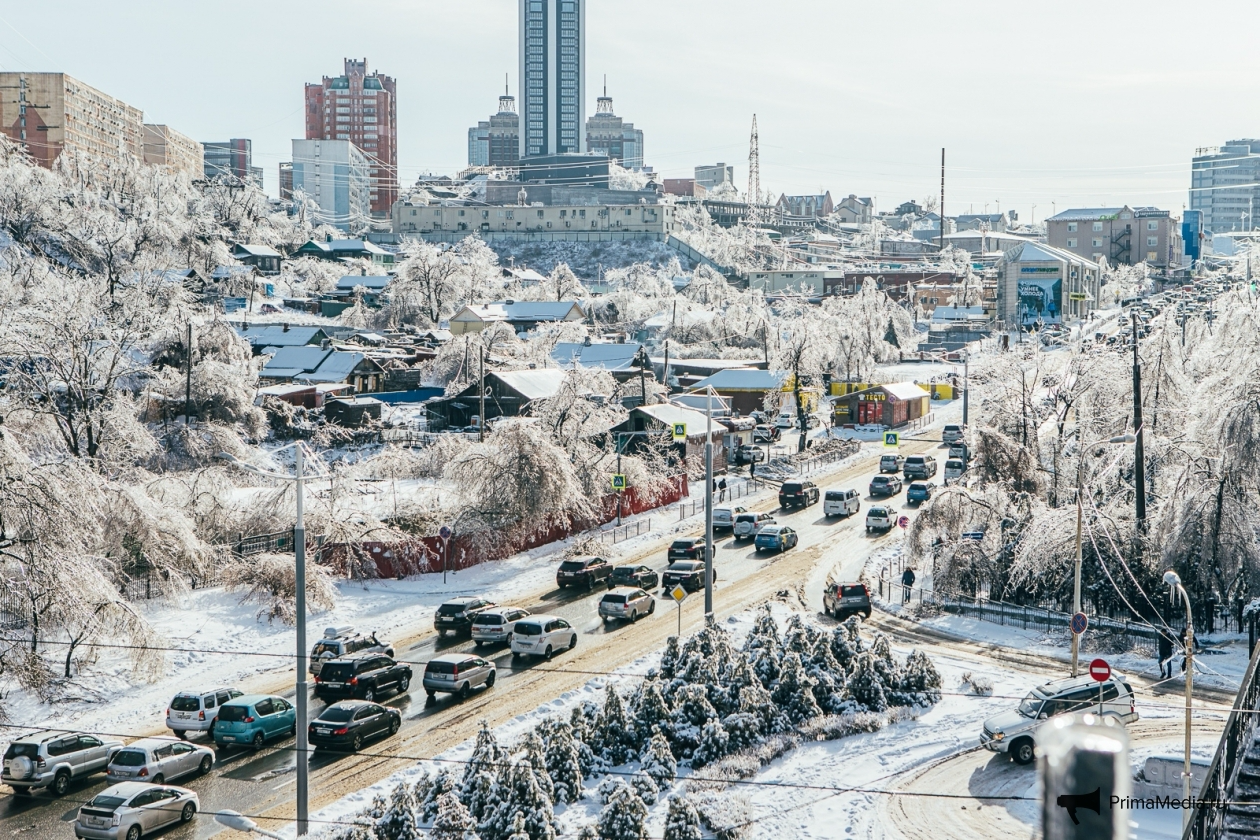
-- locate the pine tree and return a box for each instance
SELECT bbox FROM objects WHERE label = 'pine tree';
[596,781,648,840]
[830,616,865,670]
[749,644,781,688]
[375,782,422,840]
[462,766,502,824]
[669,684,718,756]
[463,721,504,791]
[849,652,889,712]
[771,651,822,723]
[598,685,635,766]
[542,721,584,804]
[483,761,555,840]
[520,730,555,803]
[633,679,672,746]
[505,813,530,840]
[419,770,456,823]
[639,729,678,787]
[576,826,598,840]
[692,720,731,767]
[892,649,944,707]
[736,677,786,735]
[432,792,480,840]
[721,711,762,752]
[659,635,682,680]
[662,796,704,840]
[884,316,900,348]
[743,603,782,654]
[868,632,903,689]
[631,772,659,805]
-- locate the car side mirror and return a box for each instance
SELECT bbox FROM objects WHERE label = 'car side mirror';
[1038,713,1048,720]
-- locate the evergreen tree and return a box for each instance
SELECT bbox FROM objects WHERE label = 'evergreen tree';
[463,721,504,791]
[542,721,584,804]
[633,679,672,746]
[419,770,456,823]
[736,677,786,735]
[771,651,822,723]
[432,792,480,840]
[669,684,718,756]
[659,635,682,680]
[505,813,530,840]
[483,761,555,840]
[849,652,889,712]
[691,720,731,767]
[721,711,762,752]
[781,613,823,657]
[830,616,865,670]
[375,782,422,840]
[884,316,900,348]
[662,796,704,840]
[631,772,660,805]
[743,603,782,654]
[520,730,555,803]
[598,685,635,766]
[577,826,598,840]
[639,730,678,788]
[891,649,944,707]
[462,766,502,824]
[749,644,781,688]
[596,781,648,840]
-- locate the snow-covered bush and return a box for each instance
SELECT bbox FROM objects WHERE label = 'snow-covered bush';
[223,552,337,624]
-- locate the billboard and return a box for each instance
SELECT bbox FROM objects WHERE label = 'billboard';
[1017,276,1062,325]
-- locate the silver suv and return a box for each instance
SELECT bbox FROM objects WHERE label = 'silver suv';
[166,687,244,738]
[733,512,775,541]
[422,653,496,701]
[981,674,1138,765]
[4,731,124,796]
[310,627,394,677]
[599,587,656,623]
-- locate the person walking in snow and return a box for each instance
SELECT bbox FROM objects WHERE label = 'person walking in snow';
[718,477,727,502]
[901,568,916,604]
[1158,631,1173,679]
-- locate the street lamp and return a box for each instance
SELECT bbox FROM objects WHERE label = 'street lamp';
[215,810,286,840]
[218,443,323,836]
[1071,433,1136,677]
[1164,569,1195,832]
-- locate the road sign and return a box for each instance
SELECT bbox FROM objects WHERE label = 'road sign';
[1088,658,1111,682]
[610,474,627,490]
[672,422,687,442]
[884,432,899,448]
[438,525,452,540]
[670,585,688,603]
[1069,292,1089,301]
[1070,612,1089,635]
[897,515,910,530]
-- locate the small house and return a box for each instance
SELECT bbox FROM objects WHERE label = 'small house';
[449,300,586,335]
[686,368,788,416]
[237,324,330,355]
[833,382,930,428]
[259,347,386,393]
[614,402,727,472]
[232,243,283,275]
[324,396,384,427]
[425,369,569,430]
[292,238,394,267]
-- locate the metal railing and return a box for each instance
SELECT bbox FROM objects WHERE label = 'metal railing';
[606,518,652,545]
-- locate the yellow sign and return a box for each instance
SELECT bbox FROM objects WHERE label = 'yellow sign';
[1069,292,1088,301]
[884,432,899,447]
[860,393,887,401]
[670,585,688,603]
[672,423,687,442]
[611,474,627,490]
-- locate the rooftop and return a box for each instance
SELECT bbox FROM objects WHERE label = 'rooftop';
[687,368,787,392]
[491,369,569,401]
[551,341,642,371]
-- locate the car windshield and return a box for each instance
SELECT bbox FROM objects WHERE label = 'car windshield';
[873,477,889,484]
[170,696,201,712]
[320,664,354,681]
[671,540,695,549]
[313,641,341,656]
[825,491,844,500]
[870,507,888,516]
[437,603,467,615]
[426,660,456,674]
[559,561,586,572]
[515,624,543,636]
[735,514,756,523]
[3,743,38,759]
[474,614,503,625]
[603,594,626,604]
[1018,692,1044,718]
[88,795,127,811]
[841,585,866,597]
[611,568,635,579]
[669,562,700,572]
[110,749,146,767]
[317,708,355,723]
[218,704,251,722]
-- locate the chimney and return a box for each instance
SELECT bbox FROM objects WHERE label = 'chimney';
[583,335,592,346]
[283,323,290,332]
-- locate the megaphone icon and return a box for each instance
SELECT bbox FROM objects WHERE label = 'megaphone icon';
[1056,787,1101,825]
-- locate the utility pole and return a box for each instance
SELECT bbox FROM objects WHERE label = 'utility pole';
[294,446,309,836]
[185,323,193,423]
[704,385,715,616]
[662,340,670,394]
[939,148,946,252]
[962,351,969,425]
[479,346,486,443]
[1131,311,1146,531]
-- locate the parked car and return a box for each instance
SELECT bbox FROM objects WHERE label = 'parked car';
[774,412,795,430]
[903,455,937,480]
[212,695,296,751]
[313,654,413,702]
[165,687,244,739]
[869,475,902,497]
[662,560,708,593]
[879,454,905,474]
[310,627,393,677]
[599,588,657,623]
[556,556,613,590]
[942,424,966,444]
[3,731,124,796]
[610,564,659,590]
[668,537,708,562]
[733,512,775,541]
[106,738,213,785]
[734,445,766,465]
[944,459,967,482]
[309,701,401,752]
[712,506,748,532]
[823,582,872,620]
[754,525,799,553]
[981,674,1138,765]
[906,482,934,505]
[434,597,497,636]
[422,653,496,699]
[471,607,532,647]
[865,506,894,533]
[948,442,970,461]
[778,480,820,509]
[823,488,861,517]
[509,616,577,661]
[753,424,780,443]
[74,782,198,840]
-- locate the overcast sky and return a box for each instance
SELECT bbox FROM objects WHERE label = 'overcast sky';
[3,0,1258,221]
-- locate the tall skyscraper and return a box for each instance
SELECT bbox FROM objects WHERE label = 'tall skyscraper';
[518,0,585,159]
[469,83,521,168]
[585,81,643,169]
[1191,140,1260,234]
[305,58,398,217]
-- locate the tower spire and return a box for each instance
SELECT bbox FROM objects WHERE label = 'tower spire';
[747,114,761,222]
[603,74,607,97]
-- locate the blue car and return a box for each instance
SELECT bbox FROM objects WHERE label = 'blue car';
[212,694,296,750]
[754,525,799,554]
[907,482,933,505]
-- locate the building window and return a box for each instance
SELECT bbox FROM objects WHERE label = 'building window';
[1147,236,1158,247]
[1147,251,1158,261]
[1067,238,1077,248]
[1147,221,1158,231]
[1092,238,1103,248]
[1067,222,1077,232]
[1092,222,1103,231]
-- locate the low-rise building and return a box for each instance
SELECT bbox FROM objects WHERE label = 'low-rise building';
[746,269,841,296]
[450,300,586,335]
[686,368,788,416]
[292,237,394,266]
[231,243,283,275]
[695,163,735,191]
[394,203,677,237]
[996,241,1101,328]
[776,192,833,218]
[834,194,873,225]
[238,324,331,354]
[663,179,704,198]
[425,369,568,430]
[955,213,1008,233]
[833,382,930,428]
[1045,206,1183,269]
[259,347,385,392]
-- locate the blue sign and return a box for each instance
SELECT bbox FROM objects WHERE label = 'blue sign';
[438,525,452,540]
[1070,612,1088,635]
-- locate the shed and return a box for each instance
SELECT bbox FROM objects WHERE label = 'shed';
[686,368,788,416]
[425,368,568,430]
[833,382,930,428]
[325,396,384,427]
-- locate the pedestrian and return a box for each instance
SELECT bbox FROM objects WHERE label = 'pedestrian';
[1157,631,1173,679]
[901,567,916,604]
[718,477,728,502]
[1179,627,1188,674]
[749,461,756,480]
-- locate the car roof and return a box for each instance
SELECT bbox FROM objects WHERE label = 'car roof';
[98,781,160,797]
[474,606,523,616]
[1035,674,1129,696]
[515,614,559,624]
[116,737,183,751]
[224,694,280,705]
[440,596,481,606]
[567,555,602,563]
[429,653,480,664]
[668,561,702,569]
[12,730,81,745]
[319,700,375,712]
[758,525,783,533]
[869,506,889,513]
[606,587,646,596]
[173,686,234,697]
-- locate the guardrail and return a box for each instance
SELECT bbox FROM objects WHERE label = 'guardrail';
[606,518,652,545]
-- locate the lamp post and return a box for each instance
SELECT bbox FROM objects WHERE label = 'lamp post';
[1071,433,1136,677]
[703,385,715,615]
[218,444,318,836]
[1164,569,1195,832]
[215,811,286,840]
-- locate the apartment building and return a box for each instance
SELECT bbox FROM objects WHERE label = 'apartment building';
[519,0,586,158]
[142,124,203,181]
[1045,206,1182,269]
[0,72,143,168]
[1190,140,1260,233]
[393,202,676,237]
[290,139,371,232]
[203,138,264,187]
[468,90,521,168]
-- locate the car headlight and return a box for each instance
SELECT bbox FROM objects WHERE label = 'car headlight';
[991,732,1004,741]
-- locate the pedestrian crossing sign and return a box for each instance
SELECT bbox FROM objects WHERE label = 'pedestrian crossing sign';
[672,423,687,441]
[884,432,899,447]
[611,474,627,490]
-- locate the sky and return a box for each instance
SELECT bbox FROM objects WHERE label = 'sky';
[3,0,1259,222]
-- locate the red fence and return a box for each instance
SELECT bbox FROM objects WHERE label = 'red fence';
[322,475,689,579]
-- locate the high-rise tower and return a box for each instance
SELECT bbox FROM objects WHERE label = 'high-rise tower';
[519,0,586,159]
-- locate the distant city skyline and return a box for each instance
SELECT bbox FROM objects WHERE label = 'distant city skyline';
[2,0,1258,222]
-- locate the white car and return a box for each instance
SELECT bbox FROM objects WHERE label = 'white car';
[981,674,1138,765]
[599,588,656,623]
[74,782,198,840]
[106,737,213,785]
[865,506,893,533]
[165,687,244,738]
[510,615,577,661]
[471,607,532,646]
[712,506,747,531]
[774,412,795,429]
[733,512,775,541]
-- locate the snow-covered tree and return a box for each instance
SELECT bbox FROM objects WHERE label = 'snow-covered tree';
[374,782,422,840]
[662,796,704,840]
[541,720,584,804]
[431,792,480,840]
[639,730,677,788]
[596,781,648,840]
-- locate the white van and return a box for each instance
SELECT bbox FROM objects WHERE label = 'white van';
[823,488,860,517]
[944,459,966,482]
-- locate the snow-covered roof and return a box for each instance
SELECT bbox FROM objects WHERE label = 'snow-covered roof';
[491,369,568,400]
[294,351,370,384]
[505,267,549,284]
[233,242,282,258]
[1045,207,1126,222]
[1001,240,1101,269]
[551,342,642,371]
[461,301,585,323]
[931,305,988,323]
[671,393,732,414]
[336,275,392,292]
[238,325,328,348]
[688,369,787,392]
[634,402,712,434]
[262,346,331,375]
[882,382,931,401]
[299,238,390,256]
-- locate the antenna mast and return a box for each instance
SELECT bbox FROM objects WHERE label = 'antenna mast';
[747,114,761,225]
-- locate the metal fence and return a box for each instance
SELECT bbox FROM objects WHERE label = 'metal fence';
[606,518,652,545]
[674,444,860,522]
[678,478,771,520]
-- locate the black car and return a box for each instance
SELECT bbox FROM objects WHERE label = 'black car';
[434,597,497,636]
[662,561,708,593]
[779,480,820,509]
[610,564,659,590]
[869,475,902,497]
[313,654,413,702]
[556,556,613,590]
[668,537,708,562]
[308,700,401,752]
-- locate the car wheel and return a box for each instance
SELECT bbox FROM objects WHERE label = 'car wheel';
[557,582,566,589]
[458,683,471,699]
[389,717,400,736]
[199,755,213,775]
[544,645,554,660]
[511,651,520,662]
[486,671,496,688]
[426,690,436,699]
[863,609,872,619]
[174,730,187,741]
[11,787,28,796]
[399,675,410,692]
[585,577,594,591]
[208,720,216,738]
[51,771,70,796]
[631,609,640,623]
[152,774,165,786]
[1012,739,1035,765]
[649,601,656,614]
[568,634,577,650]
[126,825,141,840]
[181,802,196,823]
[351,734,363,752]
[474,640,483,647]
[363,688,375,702]
[251,731,265,751]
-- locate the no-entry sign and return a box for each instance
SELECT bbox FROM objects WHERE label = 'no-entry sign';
[1089,658,1111,682]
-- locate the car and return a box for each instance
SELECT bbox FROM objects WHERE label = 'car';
[869,475,902,497]
[753,425,780,443]
[733,512,775,541]
[422,653,496,699]
[779,480,819,509]
[314,654,413,702]
[903,455,937,480]
[823,488,861,517]
[106,738,213,785]
[981,674,1138,765]
[712,506,748,532]
[662,560,708,593]
[433,597,497,636]
[165,687,244,739]
[556,556,613,590]
[471,607,532,646]
[74,782,198,840]
[610,564,659,590]
[774,412,795,430]
[309,701,401,752]
[948,442,970,461]
[879,454,905,474]
[865,506,893,533]
[510,615,577,661]
[734,444,766,464]
[668,537,708,561]
[310,627,394,677]
[942,424,966,444]
[3,731,124,796]
[906,482,933,505]
[944,458,967,482]
[211,695,296,751]
[754,525,799,553]
[599,587,657,623]
[823,582,872,620]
